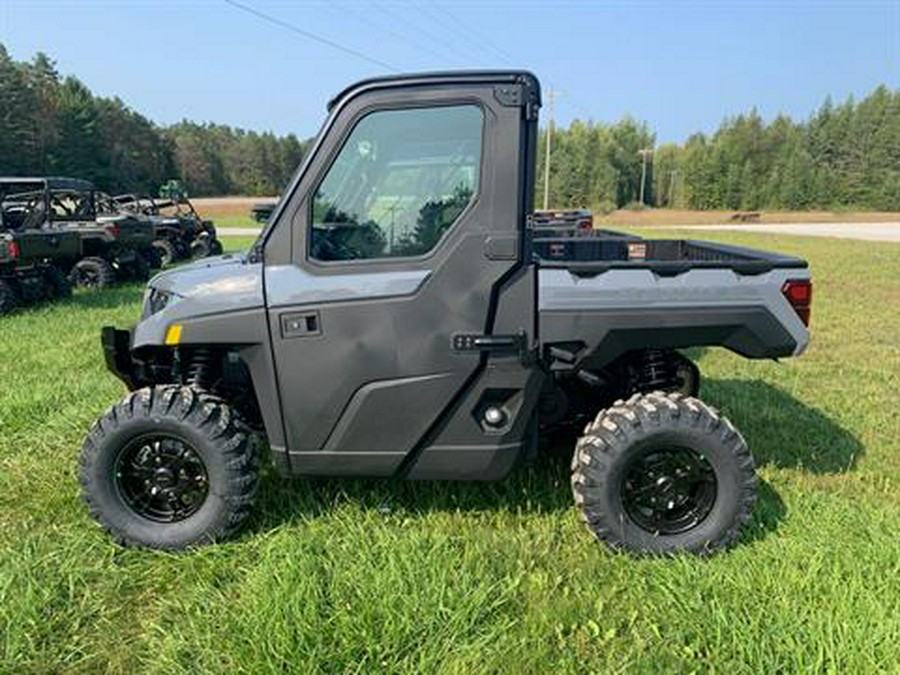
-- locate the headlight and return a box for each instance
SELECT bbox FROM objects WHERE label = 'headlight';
[143,288,178,318]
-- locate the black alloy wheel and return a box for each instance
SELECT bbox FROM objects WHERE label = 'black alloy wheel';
[620,445,717,535]
[114,433,210,523]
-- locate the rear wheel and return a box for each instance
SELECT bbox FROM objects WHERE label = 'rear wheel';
[80,386,260,550]
[152,239,177,267]
[0,279,17,315]
[571,391,757,555]
[71,257,116,290]
[190,236,211,259]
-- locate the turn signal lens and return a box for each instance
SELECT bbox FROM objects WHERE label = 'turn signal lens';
[165,324,183,345]
[782,279,812,327]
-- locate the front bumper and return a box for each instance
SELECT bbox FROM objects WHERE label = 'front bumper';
[101,326,139,389]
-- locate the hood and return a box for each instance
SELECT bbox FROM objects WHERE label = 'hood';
[150,253,264,313]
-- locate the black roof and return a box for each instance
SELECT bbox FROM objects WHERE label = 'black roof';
[0,176,96,191]
[327,70,540,112]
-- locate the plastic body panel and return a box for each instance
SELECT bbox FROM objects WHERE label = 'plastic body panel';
[538,265,811,370]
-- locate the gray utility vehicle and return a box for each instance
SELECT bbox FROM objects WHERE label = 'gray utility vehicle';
[532,208,594,233]
[82,72,812,555]
[114,186,222,265]
[250,201,277,223]
[0,228,81,315]
[0,178,158,289]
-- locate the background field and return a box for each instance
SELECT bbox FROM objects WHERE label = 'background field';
[1,232,898,672]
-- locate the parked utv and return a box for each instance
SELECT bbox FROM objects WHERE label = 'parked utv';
[115,182,222,265]
[0,224,81,315]
[250,201,277,223]
[0,178,159,289]
[81,72,812,555]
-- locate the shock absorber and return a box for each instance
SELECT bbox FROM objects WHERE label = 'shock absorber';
[633,349,678,392]
[185,348,215,390]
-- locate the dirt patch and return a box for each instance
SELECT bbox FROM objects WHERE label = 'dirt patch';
[192,196,277,219]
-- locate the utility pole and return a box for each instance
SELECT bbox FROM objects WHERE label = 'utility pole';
[543,89,562,210]
[668,169,679,207]
[638,147,653,206]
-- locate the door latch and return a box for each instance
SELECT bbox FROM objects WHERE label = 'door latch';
[281,311,321,338]
[451,331,526,356]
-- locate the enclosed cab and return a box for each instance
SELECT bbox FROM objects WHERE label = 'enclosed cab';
[80,72,811,555]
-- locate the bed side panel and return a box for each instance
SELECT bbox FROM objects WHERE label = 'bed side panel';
[538,267,810,369]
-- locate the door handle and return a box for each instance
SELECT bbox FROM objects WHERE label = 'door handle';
[281,311,321,338]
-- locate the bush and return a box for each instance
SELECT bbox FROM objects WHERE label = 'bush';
[595,200,617,215]
[625,200,646,211]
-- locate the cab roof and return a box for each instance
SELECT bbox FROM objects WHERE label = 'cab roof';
[327,70,541,112]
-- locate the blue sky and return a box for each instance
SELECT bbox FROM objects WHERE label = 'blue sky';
[1,1,897,143]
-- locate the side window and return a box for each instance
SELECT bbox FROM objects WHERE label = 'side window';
[310,105,483,261]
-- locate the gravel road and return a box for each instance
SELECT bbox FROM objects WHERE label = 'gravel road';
[661,222,900,242]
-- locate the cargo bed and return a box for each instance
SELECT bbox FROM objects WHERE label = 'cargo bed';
[532,232,808,276]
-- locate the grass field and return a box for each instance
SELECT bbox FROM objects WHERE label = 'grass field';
[1,232,898,672]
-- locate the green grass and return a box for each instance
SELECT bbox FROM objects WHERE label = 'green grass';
[215,215,261,229]
[1,232,898,673]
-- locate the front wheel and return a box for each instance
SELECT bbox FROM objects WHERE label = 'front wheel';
[152,239,177,267]
[70,257,115,290]
[571,391,757,555]
[208,237,223,256]
[80,386,260,549]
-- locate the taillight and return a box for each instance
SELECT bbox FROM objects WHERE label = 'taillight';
[105,223,120,238]
[7,240,20,259]
[577,217,593,231]
[782,279,812,327]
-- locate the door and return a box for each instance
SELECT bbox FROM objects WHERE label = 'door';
[264,78,534,475]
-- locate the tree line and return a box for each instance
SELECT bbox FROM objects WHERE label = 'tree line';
[537,85,899,211]
[2,45,896,209]
[0,45,306,197]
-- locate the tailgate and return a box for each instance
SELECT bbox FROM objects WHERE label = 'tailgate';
[11,230,81,261]
[103,216,155,246]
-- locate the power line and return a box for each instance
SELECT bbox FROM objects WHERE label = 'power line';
[367,0,465,66]
[222,0,399,72]
[416,3,501,66]
[378,1,474,66]
[430,3,517,66]
[330,0,448,68]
